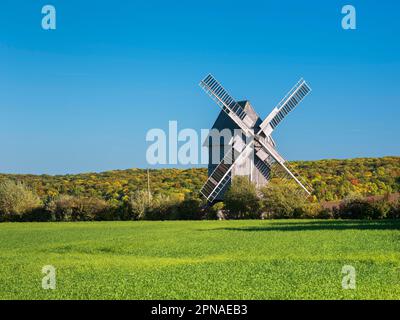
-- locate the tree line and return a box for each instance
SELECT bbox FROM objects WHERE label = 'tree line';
[0,156,399,221]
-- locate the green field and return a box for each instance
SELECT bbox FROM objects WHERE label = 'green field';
[0,220,399,300]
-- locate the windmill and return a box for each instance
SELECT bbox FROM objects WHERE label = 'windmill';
[200,74,313,203]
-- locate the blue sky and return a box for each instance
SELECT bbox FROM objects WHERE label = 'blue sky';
[0,0,399,174]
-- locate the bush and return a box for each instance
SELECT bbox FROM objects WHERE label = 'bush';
[338,196,373,219]
[338,195,390,220]
[296,202,325,219]
[47,195,110,221]
[0,180,42,221]
[22,207,53,222]
[224,177,261,219]
[370,200,391,219]
[260,182,308,219]
[204,202,224,220]
[144,194,178,220]
[128,191,203,220]
[317,207,335,219]
[175,194,203,220]
[388,200,400,219]
[129,190,151,220]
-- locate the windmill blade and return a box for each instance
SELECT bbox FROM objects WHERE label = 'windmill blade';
[254,155,273,180]
[259,78,311,136]
[200,74,255,136]
[255,138,312,195]
[200,141,254,202]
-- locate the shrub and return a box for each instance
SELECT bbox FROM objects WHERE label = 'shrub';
[22,207,53,222]
[175,194,203,220]
[47,195,109,221]
[204,202,224,220]
[337,195,390,219]
[317,207,335,219]
[260,182,308,219]
[388,200,400,219]
[338,197,372,219]
[296,202,325,219]
[0,180,42,221]
[370,200,391,219]
[129,190,152,220]
[224,177,261,219]
[144,193,178,220]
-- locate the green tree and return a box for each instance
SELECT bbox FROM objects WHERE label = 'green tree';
[260,182,308,219]
[224,176,261,219]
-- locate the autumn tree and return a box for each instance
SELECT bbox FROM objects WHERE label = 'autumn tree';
[0,180,42,221]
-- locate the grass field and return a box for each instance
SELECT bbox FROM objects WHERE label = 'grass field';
[0,220,399,300]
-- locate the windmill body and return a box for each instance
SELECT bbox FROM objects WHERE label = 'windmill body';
[206,101,269,200]
[200,74,313,203]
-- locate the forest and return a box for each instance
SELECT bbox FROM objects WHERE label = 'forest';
[0,156,399,221]
[1,156,399,202]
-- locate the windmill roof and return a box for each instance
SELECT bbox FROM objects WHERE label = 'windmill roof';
[204,100,263,147]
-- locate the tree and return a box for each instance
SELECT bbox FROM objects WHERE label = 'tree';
[144,193,178,220]
[0,180,42,221]
[129,190,151,220]
[175,193,203,220]
[338,194,390,220]
[46,195,109,221]
[224,176,261,219]
[260,182,308,219]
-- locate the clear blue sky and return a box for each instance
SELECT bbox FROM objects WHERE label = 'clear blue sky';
[0,0,399,174]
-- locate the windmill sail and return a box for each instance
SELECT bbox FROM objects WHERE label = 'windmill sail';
[200,141,254,202]
[259,79,311,135]
[254,155,272,180]
[200,74,256,136]
[255,138,312,195]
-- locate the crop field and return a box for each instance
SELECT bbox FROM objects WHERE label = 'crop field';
[0,220,399,300]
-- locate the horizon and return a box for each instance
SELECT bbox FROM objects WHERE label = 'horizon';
[1,0,399,175]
